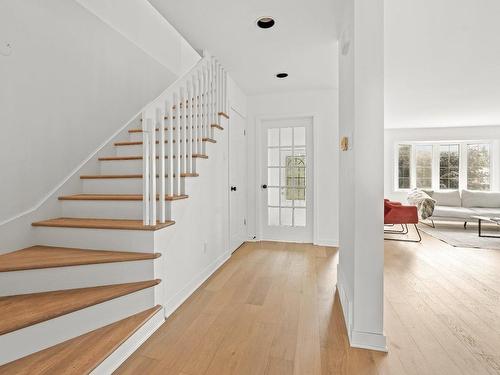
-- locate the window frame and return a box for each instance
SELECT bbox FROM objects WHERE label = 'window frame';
[394,140,495,192]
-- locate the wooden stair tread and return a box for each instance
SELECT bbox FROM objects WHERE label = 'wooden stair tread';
[58,194,189,201]
[128,124,222,133]
[114,139,212,146]
[0,305,162,375]
[80,173,198,179]
[98,155,207,161]
[218,112,229,119]
[0,280,160,335]
[32,218,174,231]
[0,246,160,272]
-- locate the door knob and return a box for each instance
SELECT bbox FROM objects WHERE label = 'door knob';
[231,186,237,191]
[261,184,267,189]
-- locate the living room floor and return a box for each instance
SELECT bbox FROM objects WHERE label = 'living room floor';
[115,237,500,375]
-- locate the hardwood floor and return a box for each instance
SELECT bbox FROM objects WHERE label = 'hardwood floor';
[115,235,500,375]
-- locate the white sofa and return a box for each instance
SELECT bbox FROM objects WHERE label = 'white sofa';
[424,189,500,226]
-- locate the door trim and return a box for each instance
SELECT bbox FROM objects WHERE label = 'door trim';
[228,104,247,253]
[255,113,319,243]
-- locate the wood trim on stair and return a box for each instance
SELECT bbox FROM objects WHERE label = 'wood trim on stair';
[31,218,175,231]
[80,174,198,179]
[58,194,189,201]
[0,305,162,375]
[98,155,207,161]
[129,124,222,133]
[114,139,212,146]
[218,112,229,119]
[0,246,160,272]
[0,280,161,335]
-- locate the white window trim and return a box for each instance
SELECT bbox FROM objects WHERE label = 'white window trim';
[394,140,497,192]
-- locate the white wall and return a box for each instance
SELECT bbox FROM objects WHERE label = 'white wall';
[153,117,231,316]
[152,76,247,317]
[336,0,386,351]
[0,0,197,225]
[385,0,500,128]
[246,89,339,246]
[385,125,500,202]
[75,0,200,75]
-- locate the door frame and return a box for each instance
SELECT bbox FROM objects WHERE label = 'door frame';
[228,104,248,253]
[255,113,319,243]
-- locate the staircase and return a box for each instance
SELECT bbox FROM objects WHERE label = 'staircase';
[0,54,229,373]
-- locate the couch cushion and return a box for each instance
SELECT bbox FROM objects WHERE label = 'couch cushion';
[461,190,500,208]
[431,190,462,207]
[470,207,500,218]
[432,206,475,219]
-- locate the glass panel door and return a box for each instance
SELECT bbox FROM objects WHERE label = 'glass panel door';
[261,118,313,242]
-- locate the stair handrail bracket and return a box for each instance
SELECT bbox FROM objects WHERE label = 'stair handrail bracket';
[141,54,228,225]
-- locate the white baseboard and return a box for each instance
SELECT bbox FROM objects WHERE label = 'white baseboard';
[336,265,388,353]
[164,250,231,318]
[314,238,339,247]
[350,329,387,352]
[91,307,165,375]
[336,265,352,337]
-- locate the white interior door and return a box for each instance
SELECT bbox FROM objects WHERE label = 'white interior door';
[229,109,247,252]
[260,117,313,242]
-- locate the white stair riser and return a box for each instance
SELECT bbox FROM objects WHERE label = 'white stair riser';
[0,287,157,365]
[0,260,156,296]
[100,160,142,174]
[33,226,156,252]
[60,200,180,220]
[128,128,208,142]
[99,158,198,175]
[116,143,191,157]
[82,178,186,195]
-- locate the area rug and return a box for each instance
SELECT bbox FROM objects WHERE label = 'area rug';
[418,221,500,250]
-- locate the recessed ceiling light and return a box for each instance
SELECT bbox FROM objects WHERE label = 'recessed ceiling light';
[276,72,288,79]
[256,17,275,29]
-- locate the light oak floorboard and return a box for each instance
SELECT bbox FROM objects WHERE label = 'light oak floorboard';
[116,235,500,374]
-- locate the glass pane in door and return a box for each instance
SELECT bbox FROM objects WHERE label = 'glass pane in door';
[267,126,307,227]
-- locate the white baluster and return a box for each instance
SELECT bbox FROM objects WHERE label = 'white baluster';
[201,66,207,155]
[187,80,193,173]
[174,92,181,195]
[192,77,198,157]
[179,87,186,175]
[142,113,150,226]
[166,99,173,197]
[197,70,203,154]
[212,58,217,129]
[157,107,166,223]
[224,70,228,115]
[149,116,156,225]
[208,59,212,134]
[216,61,221,121]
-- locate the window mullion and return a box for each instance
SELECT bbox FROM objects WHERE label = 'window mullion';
[460,143,467,191]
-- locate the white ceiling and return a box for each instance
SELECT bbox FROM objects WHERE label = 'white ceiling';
[385,0,500,128]
[148,0,338,95]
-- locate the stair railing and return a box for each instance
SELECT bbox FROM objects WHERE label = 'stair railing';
[141,53,228,225]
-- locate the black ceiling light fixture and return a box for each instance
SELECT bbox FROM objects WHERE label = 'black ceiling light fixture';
[276,72,288,79]
[256,16,275,29]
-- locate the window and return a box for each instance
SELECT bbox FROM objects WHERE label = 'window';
[395,141,495,192]
[439,144,460,189]
[398,144,411,189]
[285,155,306,200]
[415,145,433,188]
[467,144,490,191]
